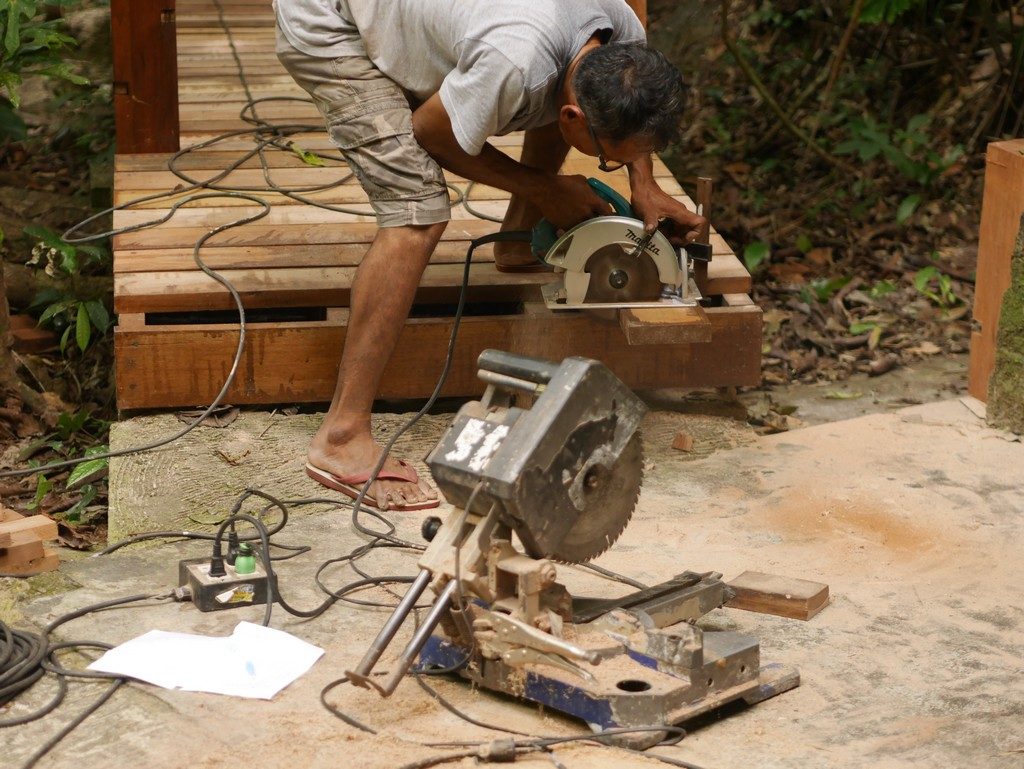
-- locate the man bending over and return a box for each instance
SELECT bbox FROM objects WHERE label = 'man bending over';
[275,0,706,511]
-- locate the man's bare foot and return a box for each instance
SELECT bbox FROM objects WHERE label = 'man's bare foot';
[307,428,438,511]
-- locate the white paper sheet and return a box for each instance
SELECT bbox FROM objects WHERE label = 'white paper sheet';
[87,621,324,699]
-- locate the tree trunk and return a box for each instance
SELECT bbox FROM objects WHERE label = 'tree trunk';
[987,214,1024,434]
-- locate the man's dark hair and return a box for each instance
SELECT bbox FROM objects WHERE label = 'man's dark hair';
[573,42,687,149]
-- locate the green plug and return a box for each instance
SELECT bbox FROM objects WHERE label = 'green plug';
[234,543,256,575]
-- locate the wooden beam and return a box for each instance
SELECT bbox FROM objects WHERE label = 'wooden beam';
[969,139,1024,401]
[113,297,761,409]
[626,0,648,27]
[112,0,180,154]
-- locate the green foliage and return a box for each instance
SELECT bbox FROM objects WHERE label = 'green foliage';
[835,115,963,188]
[23,415,108,517]
[896,194,921,225]
[800,276,852,304]
[0,0,88,140]
[25,225,111,354]
[914,265,960,309]
[291,144,325,167]
[743,241,770,272]
[848,321,877,334]
[868,279,898,299]
[858,0,926,24]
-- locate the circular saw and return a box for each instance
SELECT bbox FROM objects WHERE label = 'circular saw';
[533,179,702,310]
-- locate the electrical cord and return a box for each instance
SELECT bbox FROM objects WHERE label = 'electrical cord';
[0,592,174,769]
[5,5,674,766]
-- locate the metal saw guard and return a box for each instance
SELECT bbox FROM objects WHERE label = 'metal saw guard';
[541,216,701,310]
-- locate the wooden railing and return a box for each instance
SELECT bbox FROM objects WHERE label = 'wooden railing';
[111,0,180,154]
[109,0,646,155]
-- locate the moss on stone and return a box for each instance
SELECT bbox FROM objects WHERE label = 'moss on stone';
[988,214,1024,434]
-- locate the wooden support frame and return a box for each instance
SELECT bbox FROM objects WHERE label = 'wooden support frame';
[112,0,180,154]
[968,139,1024,401]
[114,296,761,409]
[626,0,648,26]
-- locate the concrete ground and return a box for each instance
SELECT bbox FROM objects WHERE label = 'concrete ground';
[3,391,1023,769]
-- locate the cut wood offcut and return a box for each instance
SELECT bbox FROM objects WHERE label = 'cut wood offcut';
[0,507,59,575]
[726,570,830,621]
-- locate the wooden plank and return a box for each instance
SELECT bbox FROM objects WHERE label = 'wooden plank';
[110,233,735,272]
[112,0,180,153]
[968,139,1024,401]
[0,536,46,570]
[114,264,554,313]
[113,295,761,409]
[0,512,59,542]
[113,251,749,313]
[111,157,670,191]
[0,548,60,576]
[626,0,647,26]
[726,571,830,621]
[619,305,712,345]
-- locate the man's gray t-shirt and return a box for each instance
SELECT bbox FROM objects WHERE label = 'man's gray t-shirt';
[274,0,646,155]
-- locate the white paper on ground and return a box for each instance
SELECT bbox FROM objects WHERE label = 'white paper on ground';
[87,621,324,699]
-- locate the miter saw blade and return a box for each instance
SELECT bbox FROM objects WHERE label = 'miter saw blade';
[551,432,644,564]
[582,244,665,305]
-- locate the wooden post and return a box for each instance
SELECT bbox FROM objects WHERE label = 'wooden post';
[626,0,647,27]
[111,0,180,154]
[968,139,1024,401]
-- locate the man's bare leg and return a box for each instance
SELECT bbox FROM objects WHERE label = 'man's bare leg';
[494,123,571,268]
[308,221,447,509]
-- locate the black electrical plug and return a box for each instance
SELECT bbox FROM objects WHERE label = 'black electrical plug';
[226,526,240,566]
[208,554,226,577]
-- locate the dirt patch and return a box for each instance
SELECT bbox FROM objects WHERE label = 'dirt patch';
[757,490,939,553]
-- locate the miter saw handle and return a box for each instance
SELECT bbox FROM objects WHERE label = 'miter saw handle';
[478,349,560,385]
[531,178,634,257]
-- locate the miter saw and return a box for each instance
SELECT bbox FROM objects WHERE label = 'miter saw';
[348,350,798,745]
[533,179,712,311]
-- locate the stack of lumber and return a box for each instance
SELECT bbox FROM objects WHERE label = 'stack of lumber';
[0,507,59,576]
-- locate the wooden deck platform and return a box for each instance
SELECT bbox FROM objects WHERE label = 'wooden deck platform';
[112,0,760,410]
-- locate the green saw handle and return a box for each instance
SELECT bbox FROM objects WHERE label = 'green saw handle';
[531,178,634,257]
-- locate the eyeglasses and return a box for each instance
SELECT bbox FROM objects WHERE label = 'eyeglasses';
[584,114,626,173]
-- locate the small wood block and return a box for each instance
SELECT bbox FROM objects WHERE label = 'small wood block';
[0,511,58,542]
[0,537,46,568]
[618,305,712,345]
[0,547,59,575]
[726,571,829,620]
[9,315,57,353]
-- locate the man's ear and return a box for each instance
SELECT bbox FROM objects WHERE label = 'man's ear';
[559,103,585,124]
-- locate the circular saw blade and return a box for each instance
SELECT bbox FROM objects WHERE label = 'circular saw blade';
[551,432,643,564]
[583,244,664,305]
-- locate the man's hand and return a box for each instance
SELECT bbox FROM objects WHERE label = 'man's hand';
[536,174,612,231]
[631,182,707,245]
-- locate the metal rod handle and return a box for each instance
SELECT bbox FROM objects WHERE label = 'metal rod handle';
[477,349,559,385]
[351,569,431,680]
[376,580,458,697]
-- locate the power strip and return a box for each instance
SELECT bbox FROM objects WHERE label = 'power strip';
[177,557,275,612]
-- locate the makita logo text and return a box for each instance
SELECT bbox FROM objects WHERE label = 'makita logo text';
[625,229,660,256]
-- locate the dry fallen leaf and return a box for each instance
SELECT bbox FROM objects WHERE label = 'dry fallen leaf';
[671,432,694,451]
[906,341,941,355]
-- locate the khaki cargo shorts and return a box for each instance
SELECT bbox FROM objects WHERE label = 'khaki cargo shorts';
[275,27,450,228]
